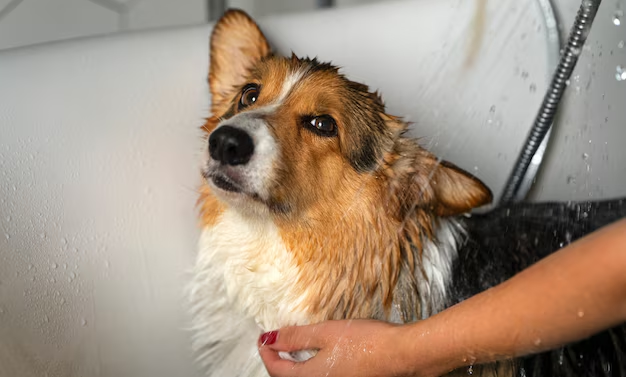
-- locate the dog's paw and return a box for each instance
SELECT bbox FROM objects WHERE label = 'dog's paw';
[278,349,318,362]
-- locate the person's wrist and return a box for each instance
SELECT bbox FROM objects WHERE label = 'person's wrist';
[384,323,433,377]
[392,319,460,377]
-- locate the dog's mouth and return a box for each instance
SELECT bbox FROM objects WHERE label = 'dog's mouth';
[209,172,243,193]
[204,167,290,214]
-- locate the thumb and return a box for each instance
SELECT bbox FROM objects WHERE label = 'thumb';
[259,324,324,352]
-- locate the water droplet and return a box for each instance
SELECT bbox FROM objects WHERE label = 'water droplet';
[28,264,34,270]
[559,242,564,248]
[70,272,76,280]
[520,366,527,377]
[61,237,67,245]
[534,338,542,346]
[43,315,49,323]
[565,232,572,244]
[51,263,58,269]
[582,153,589,160]
[613,10,623,26]
[578,310,585,317]
[583,212,589,218]
[558,349,564,366]
[473,166,479,171]
[565,79,571,85]
[571,47,582,56]
[616,65,626,81]
[467,365,474,375]
[529,83,537,93]
[39,232,46,239]
[567,175,576,185]
[81,318,87,326]
[5,215,10,222]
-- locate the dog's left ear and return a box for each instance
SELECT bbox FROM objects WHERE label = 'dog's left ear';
[209,9,271,114]
[428,160,493,216]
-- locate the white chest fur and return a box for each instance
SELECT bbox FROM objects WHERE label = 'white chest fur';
[188,209,311,375]
[187,210,461,375]
[191,209,309,332]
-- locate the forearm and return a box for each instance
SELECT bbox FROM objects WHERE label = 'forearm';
[400,218,626,377]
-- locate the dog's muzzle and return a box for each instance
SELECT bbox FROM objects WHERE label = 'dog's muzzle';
[208,125,255,166]
[205,115,276,202]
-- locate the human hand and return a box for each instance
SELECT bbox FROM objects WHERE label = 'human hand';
[257,319,423,377]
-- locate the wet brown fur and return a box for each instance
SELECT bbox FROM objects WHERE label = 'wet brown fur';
[199,9,504,376]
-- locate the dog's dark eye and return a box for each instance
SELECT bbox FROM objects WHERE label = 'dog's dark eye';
[239,84,260,110]
[302,115,337,137]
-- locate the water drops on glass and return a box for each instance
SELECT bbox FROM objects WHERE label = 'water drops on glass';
[613,10,623,26]
[567,175,577,185]
[616,65,626,82]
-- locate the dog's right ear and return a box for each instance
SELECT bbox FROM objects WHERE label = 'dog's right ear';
[209,9,271,115]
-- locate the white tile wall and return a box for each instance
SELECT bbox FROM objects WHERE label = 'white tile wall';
[0,0,207,50]
[0,0,118,49]
[229,0,317,18]
[0,0,396,50]
[228,0,389,19]
[126,0,207,30]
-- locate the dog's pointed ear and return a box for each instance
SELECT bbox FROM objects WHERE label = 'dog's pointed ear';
[429,160,493,216]
[209,9,270,114]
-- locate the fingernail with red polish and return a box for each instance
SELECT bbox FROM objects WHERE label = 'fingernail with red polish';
[260,331,278,345]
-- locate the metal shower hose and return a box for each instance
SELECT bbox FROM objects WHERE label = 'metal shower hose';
[500,0,603,204]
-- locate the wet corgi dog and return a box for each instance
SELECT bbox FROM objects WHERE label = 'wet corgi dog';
[189,9,626,377]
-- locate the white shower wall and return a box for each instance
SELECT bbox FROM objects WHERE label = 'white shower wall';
[0,0,206,50]
[0,0,391,50]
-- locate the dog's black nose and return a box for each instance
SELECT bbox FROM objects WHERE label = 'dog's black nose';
[208,125,255,166]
